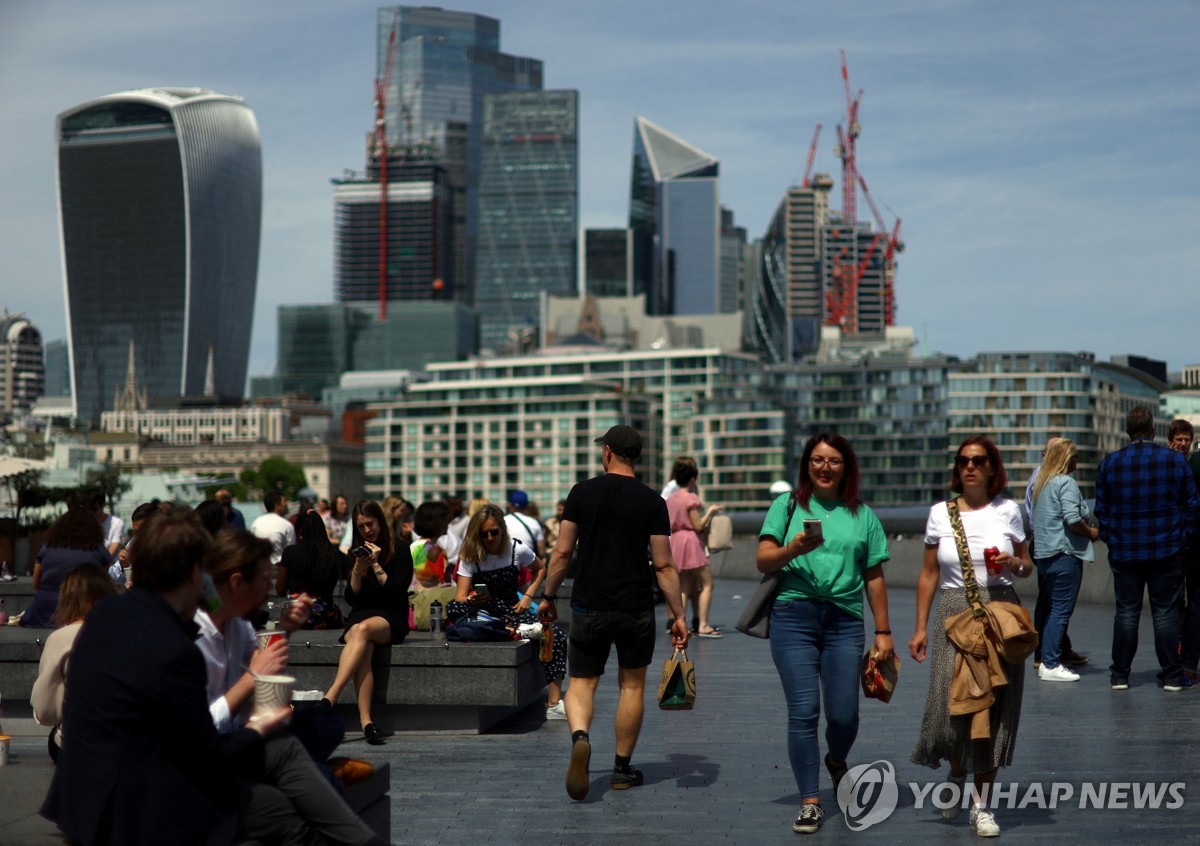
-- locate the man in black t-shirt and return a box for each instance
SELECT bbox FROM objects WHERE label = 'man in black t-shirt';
[538,425,688,801]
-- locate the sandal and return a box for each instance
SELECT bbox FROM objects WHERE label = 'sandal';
[696,627,724,638]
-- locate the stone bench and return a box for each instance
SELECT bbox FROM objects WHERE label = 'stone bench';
[0,626,549,737]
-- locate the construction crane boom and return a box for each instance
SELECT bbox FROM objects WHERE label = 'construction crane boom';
[801,123,822,188]
[833,49,862,225]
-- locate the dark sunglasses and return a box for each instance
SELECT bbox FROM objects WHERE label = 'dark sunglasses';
[955,455,990,469]
[481,529,502,539]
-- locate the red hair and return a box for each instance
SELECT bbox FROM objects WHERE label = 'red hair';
[950,436,1007,497]
[794,432,863,515]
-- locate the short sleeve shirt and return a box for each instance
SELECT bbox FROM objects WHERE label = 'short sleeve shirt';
[925,498,1025,589]
[758,493,889,619]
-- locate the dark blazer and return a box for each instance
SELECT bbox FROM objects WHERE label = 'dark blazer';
[41,588,263,846]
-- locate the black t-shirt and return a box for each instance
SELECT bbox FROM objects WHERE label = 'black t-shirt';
[563,473,670,611]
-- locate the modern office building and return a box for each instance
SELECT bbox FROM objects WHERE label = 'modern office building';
[377,6,542,301]
[584,229,636,298]
[475,89,579,352]
[0,310,45,418]
[748,179,834,362]
[57,88,261,423]
[947,352,1166,499]
[362,347,762,507]
[822,219,891,336]
[629,116,721,316]
[332,157,454,302]
[253,301,476,400]
[719,207,747,315]
[42,338,70,399]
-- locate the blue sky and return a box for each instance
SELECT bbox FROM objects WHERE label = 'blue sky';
[2,0,1198,382]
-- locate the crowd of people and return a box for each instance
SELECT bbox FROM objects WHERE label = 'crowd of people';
[15,405,1200,840]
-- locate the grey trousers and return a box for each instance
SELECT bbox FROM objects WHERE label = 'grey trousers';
[238,733,378,846]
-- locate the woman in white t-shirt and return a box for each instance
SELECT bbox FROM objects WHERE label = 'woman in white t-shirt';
[909,436,1033,838]
[448,504,567,719]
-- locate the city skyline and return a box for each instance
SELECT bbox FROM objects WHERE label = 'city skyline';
[1,0,1198,388]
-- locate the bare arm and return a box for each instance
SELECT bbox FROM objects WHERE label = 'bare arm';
[908,545,940,662]
[756,531,822,574]
[536,520,578,623]
[650,534,689,648]
[688,504,721,533]
[275,563,289,598]
[863,564,893,660]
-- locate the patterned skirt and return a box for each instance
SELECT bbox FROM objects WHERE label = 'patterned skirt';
[910,585,1026,774]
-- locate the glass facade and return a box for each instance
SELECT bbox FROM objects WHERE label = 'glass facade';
[377,7,542,303]
[58,88,261,423]
[475,90,579,352]
[584,229,633,298]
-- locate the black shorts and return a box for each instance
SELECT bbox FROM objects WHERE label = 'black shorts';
[567,604,656,677]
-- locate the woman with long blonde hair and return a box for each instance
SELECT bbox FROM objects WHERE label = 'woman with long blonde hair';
[1030,438,1098,683]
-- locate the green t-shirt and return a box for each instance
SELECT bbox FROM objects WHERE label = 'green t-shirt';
[757,492,890,619]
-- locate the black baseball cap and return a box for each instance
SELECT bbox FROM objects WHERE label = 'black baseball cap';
[594,424,642,459]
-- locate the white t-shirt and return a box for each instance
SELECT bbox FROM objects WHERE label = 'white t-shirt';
[504,513,543,550]
[924,498,1025,590]
[194,610,256,732]
[660,480,681,500]
[101,515,125,560]
[457,539,536,579]
[251,512,296,565]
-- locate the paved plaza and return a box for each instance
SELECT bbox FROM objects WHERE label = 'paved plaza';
[3,578,1198,844]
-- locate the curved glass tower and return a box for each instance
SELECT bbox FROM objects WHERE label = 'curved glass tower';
[57,88,261,423]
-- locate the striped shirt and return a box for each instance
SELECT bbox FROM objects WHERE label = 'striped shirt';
[1095,440,1200,563]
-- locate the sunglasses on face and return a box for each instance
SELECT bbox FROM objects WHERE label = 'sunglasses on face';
[955,455,990,469]
[481,529,501,539]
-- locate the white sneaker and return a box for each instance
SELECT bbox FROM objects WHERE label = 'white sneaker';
[969,804,1000,837]
[1039,664,1080,682]
[545,700,567,720]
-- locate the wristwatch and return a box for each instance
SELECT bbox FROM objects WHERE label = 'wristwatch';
[542,596,558,602]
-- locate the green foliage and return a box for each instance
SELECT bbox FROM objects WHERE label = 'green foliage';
[85,462,133,512]
[238,456,307,503]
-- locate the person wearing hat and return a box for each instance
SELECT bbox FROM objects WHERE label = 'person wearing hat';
[538,424,689,802]
[506,489,547,561]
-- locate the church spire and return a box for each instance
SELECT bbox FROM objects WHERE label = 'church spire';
[113,336,148,412]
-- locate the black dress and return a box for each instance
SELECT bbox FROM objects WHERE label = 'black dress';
[341,545,413,643]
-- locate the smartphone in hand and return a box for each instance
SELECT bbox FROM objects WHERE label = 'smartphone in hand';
[803,519,824,543]
[474,583,491,599]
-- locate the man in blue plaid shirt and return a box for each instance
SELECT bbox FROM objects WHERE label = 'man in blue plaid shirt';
[1096,406,1200,691]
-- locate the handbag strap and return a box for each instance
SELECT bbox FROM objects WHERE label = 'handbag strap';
[945,499,986,618]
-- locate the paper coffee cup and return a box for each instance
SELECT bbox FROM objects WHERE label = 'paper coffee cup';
[253,675,295,717]
[255,630,287,651]
[0,735,11,766]
[123,566,133,585]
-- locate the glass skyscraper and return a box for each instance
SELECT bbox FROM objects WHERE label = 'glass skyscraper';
[475,89,579,352]
[57,88,261,423]
[377,6,542,301]
[629,116,721,316]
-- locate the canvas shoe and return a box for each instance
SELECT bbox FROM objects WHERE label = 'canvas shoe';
[969,804,1000,837]
[1038,664,1080,682]
[1111,678,1129,690]
[610,766,644,790]
[566,738,591,800]
[793,803,823,834]
[545,700,567,720]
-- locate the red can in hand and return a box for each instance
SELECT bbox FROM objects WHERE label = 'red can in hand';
[984,547,1003,576]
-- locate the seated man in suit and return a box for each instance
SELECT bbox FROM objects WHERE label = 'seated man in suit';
[41,507,378,846]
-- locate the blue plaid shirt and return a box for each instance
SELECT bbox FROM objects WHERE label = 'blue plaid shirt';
[1095,440,1200,563]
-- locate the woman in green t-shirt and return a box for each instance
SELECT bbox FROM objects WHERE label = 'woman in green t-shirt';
[756,433,893,835]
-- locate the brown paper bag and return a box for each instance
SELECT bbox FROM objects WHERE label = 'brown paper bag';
[657,648,696,710]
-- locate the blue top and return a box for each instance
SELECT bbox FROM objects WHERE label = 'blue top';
[1031,474,1094,562]
[1095,440,1200,563]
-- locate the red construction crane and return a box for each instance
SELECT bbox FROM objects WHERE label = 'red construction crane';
[801,123,822,188]
[832,49,862,225]
[856,172,904,326]
[373,14,401,320]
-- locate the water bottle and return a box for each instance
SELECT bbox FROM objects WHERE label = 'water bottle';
[540,625,554,662]
[430,600,443,635]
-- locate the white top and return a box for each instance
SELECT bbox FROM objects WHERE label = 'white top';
[100,515,125,560]
[250,512,296,565]
[194,609,256,732]
[660,480,681,499]
[924,498,1025,590]
[504,513,543,549]
[457,539,536,578]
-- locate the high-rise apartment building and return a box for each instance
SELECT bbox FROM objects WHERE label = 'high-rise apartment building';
[475,90,579,352]
[332,157,454,302]
[377,6,542,301]
[57,88,261,423]
[629,116,721,316]
[719,207,747,314]
[0,310,45,418]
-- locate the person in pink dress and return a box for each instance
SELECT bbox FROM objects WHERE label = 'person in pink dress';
[666,458,724,637]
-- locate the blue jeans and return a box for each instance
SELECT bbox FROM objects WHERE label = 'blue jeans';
[1110,556,1185,685]
[1035,553,1083,669]
[769,599,864,800]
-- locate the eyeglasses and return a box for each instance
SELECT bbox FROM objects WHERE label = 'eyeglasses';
[481,529,501,539]
[955,455,990,469]
[809,456,844,469]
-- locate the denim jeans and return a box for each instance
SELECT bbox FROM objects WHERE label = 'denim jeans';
[1034,552,1083,669]
[1033,563,1073,663]
[1110,555,1185,684]
[769,598,864,799]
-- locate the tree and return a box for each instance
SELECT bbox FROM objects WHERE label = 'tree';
[238,456,307,503]
[10,469,46,530]
[85,462,133,512]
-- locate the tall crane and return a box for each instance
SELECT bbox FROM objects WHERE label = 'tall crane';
[801,123,822,188]
[857,173,904,325]
[373,14,401,320]
[832,49,862,225]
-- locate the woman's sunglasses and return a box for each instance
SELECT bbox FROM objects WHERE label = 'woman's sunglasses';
[955,455,990,469]
[481,528,502,539]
